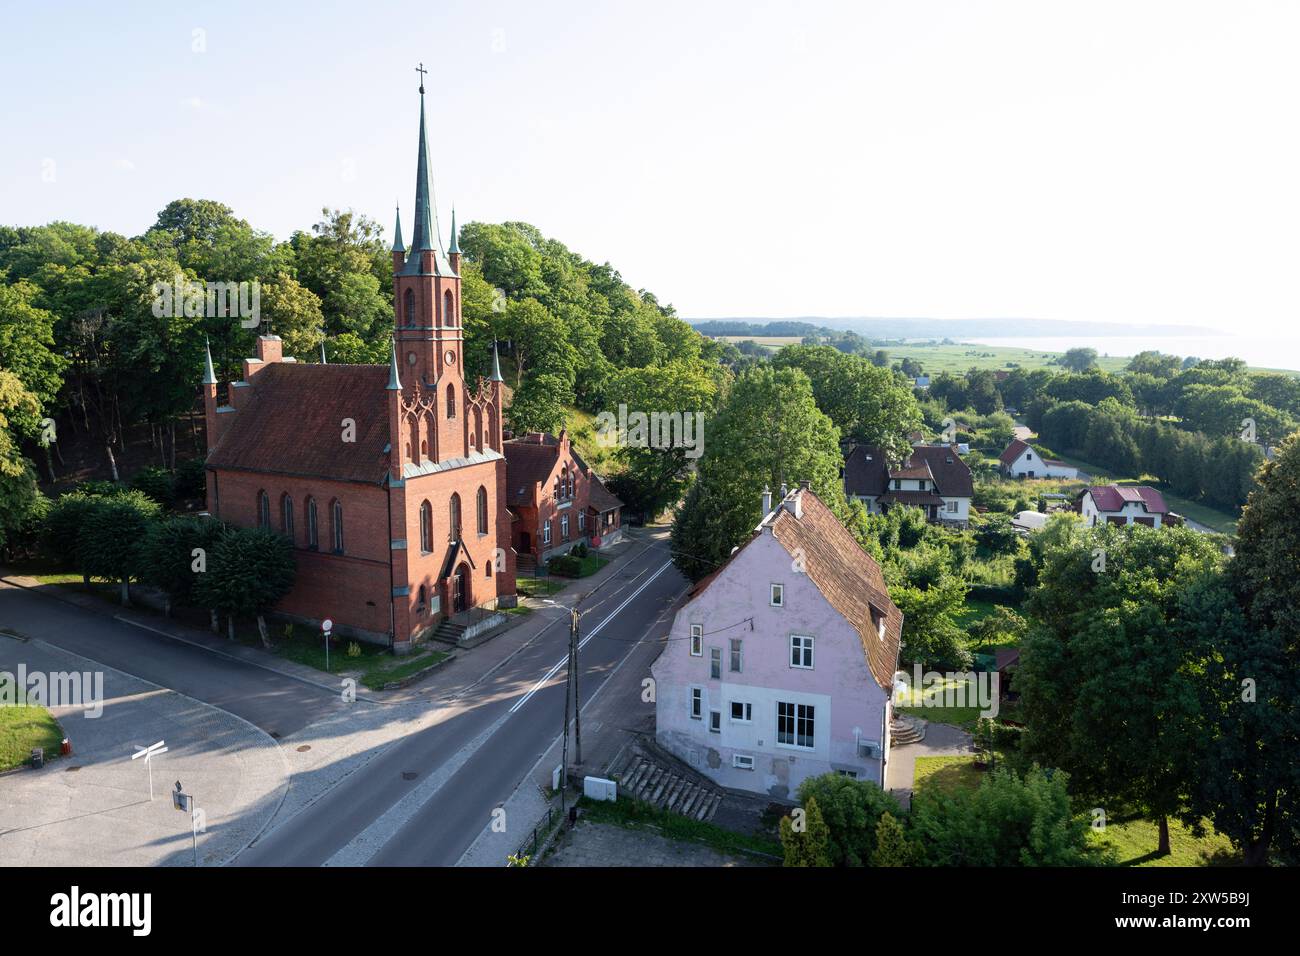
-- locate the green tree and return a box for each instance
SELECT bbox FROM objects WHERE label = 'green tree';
[139,516,226,616]
[792,773,903,867]
[871,811,916,866]
[0,370,42,554]
[76,491,161,605]
[507,373,572,435]
[779,796,833,867]
[195,527,296,646]
[1060,347,1100,373]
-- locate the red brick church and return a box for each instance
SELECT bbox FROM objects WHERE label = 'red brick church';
[201,86,516,652]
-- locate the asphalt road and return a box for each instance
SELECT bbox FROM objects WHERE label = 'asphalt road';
[235,544,686,867]
[0,581,342,738]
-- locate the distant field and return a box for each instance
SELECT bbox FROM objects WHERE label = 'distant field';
[704,337,1289,375]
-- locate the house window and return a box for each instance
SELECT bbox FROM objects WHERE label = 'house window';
[730,701,752,722]
[449,493,461,542]
[690,688,702,719]
[729,639,743,673]
[477,485,488,535]
[446,384,456,419]
[947,499,958,513]
[281,494,294,539]
[542,520,552,545]
[420,500,433,553]
[790,635,814,669]
[777,702,815,749]
[710,647,721,680]
[486,560,493,578]
[918,480,927,490]
[709,711,721,734]
[332,500,344,553]
[1026,452,1033,460]
[306,497,318,549]
[689,624,702,656]
[770,583,784,607]
[871,607,887,641]
[417,585,427,614]
[561,514,569,540]
[733,754,755,770]
[257,490,270,528]
[836,769,859,779]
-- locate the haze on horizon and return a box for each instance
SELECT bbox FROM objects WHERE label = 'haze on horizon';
[3,1,1297,337]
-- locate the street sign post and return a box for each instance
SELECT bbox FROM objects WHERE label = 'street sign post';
[173,781,198,866]
[322,618,333,673]
[131,740,167,800]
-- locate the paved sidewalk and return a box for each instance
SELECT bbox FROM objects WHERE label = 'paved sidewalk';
[0,635,288,866]
[885,721,974,810]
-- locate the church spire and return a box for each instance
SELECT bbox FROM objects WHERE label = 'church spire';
[403,77,450,276]
[490,340,504,382]
[448,207,460,255]
[391,203,405,253]
[202,338,216,385]
[387,340,402,391]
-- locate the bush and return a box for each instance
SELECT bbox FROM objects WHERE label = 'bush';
[175,457,207,501]
[130,466,175,506]
[42,491,104,568]
[793,773,903,867]
[76,491,163,604]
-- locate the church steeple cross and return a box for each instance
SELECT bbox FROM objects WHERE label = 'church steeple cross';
[415,62,427,94]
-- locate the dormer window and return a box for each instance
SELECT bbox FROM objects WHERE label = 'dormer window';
[870,606,887,641]
[770,583,784,607]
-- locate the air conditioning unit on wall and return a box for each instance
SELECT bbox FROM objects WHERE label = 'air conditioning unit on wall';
[858,740,883,760]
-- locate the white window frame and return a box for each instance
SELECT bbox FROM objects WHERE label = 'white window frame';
[561,514,569,540]
[709,710,721,734]
[776,701,816,750]
[542,520,552,545]
[947,499,958,513]
[709,647,721,680]
[733,754,755,771]
[790,634,814,669]
[729,638,743,673]
[690,687,702,720]
[770,583,784,607]
[730,701,752,723]
[689,624,702,656]
[578,511,586,531]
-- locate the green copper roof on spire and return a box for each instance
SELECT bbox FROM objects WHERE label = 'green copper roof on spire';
[448,207,460,255]
[391,204,405,253]
[202,338,217,385]
[490,340,503,382]
[401,87,453,277]
[387,340,402,391]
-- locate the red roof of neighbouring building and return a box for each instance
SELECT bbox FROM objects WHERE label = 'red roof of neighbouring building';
[1084,485,1169,514]
[998,438,1032,466]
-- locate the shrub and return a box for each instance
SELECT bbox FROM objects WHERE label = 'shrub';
[130,466,176,506]
[346,641,362,658]
[175,457,207,500]
[793,773,903,867]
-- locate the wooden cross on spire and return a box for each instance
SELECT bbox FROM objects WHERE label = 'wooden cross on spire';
[415,62,427,94]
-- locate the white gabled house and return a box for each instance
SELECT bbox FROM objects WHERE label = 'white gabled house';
[998,439,1078,479]
[1078,485,1170,527]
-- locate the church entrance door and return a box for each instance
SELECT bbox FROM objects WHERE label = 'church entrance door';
[453,563,469,613]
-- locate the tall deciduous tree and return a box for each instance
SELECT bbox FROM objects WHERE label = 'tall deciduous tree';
[195,527,296,646]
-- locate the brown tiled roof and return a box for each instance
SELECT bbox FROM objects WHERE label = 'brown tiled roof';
[206,363,391,484]
[503,436,560,505]
[880,490,945,507]
[587,475,622,513]
[999,438,1031,466]
[843,444,891,497]
[769,491,903,690]
[905,445,974,497]
[844,443,973,499]
[890,461,934,481]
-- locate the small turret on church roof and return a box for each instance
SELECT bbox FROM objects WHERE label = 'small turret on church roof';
[490,340,504,382]
[448,207,460,255]
[202,338,217,385]
[391,204,405,253]
[387,341,402,391]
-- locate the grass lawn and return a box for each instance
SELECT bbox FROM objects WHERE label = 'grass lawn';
[577,795,782,859]
[235,622,448,690]
[551,554,609,578]
[913,755,986,797]
[913,755,1239,866]
[517,576,565,598]
[0,695,64,772]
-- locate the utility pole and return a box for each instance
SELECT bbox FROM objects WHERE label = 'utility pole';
[571,606,582,766]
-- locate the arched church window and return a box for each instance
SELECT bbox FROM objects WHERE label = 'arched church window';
[477,485,488,535]
[446,383,456,419]
[281,493,294,539]
[306,497,318,549]
[420,500,433,553]
[404,288,416,325]
[444,289,455,326]
[257,490,270,528]
[332,500,344,553]
[449,493,462,542]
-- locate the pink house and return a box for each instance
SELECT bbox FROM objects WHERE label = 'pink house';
[651,484,903,798]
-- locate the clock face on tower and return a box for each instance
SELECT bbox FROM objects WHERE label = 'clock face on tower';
[444,350,456,365]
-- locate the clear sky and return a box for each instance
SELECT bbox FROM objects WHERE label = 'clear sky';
[3,1,1297,332]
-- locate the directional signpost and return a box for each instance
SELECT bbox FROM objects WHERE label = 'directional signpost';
[131,740,167,800]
